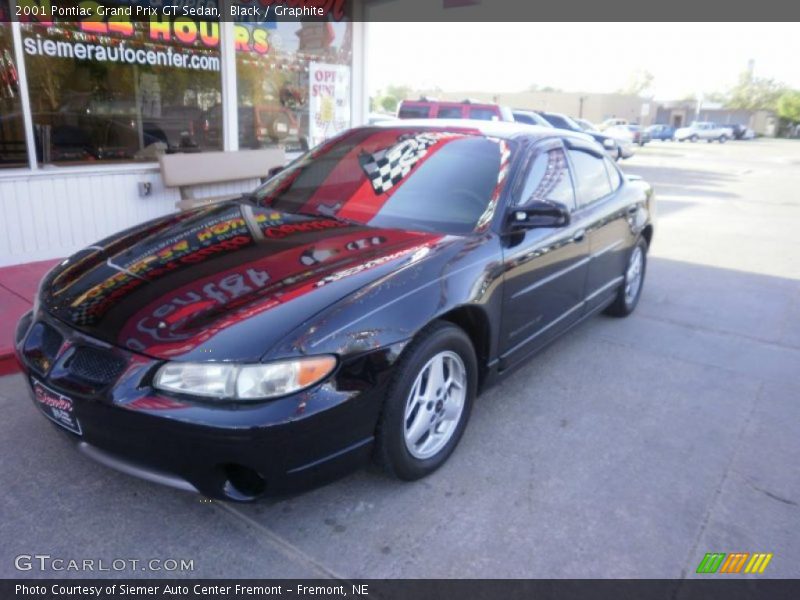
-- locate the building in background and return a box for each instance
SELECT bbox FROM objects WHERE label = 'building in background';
[0,6,366,267]
[654,100,776,135]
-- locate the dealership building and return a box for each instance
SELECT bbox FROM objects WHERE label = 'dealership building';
[0,9,367,267]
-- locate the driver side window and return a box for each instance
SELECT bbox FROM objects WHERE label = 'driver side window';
[517,147,576,210]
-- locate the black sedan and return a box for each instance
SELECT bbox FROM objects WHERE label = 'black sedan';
[15,121,654,501]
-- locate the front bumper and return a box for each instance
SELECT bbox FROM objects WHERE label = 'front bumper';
[15,311,390,501]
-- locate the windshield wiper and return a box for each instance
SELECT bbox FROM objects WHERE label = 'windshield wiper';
[239,192,259,204]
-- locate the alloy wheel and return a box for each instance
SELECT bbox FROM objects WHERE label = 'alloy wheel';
[624,246,644,306]
[403,351,467,460]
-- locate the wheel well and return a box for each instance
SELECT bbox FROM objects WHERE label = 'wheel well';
[641,224,654,248]
[438,306,491,389]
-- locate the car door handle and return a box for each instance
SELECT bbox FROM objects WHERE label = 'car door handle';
[571,229,586,243]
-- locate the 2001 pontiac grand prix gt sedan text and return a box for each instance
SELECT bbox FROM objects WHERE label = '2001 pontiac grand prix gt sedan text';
[15,121,654,501]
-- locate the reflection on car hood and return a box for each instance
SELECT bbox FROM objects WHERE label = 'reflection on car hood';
[41,202,443,361]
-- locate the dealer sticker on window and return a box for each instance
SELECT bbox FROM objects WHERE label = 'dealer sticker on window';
[32,379,82,436]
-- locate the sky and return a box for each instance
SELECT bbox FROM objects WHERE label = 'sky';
[366,23,800,100]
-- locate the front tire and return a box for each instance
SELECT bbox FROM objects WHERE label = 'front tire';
[605,237,648,317]
[375,322,477,480]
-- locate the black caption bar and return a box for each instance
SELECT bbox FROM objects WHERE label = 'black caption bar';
[4,0,800,22]
[4,579,800,600]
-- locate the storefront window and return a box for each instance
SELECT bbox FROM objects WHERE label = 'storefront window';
[235,21,352,155]
[19,10,223,165]
[0,16,28,168]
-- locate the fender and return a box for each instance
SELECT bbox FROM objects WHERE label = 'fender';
[264,234,506,364]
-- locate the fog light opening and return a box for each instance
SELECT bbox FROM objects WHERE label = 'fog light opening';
[222,464,267,501]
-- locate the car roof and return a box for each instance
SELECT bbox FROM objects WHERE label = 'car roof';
[400,99,499,108]
[372,118,593,143]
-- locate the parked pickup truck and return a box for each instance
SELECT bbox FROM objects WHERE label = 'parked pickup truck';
[675,121,734,143]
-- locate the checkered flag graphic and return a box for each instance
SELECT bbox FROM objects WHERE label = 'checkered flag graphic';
[359,132,450,194]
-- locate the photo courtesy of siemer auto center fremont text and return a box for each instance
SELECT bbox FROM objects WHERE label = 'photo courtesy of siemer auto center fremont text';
[0,0,798,598]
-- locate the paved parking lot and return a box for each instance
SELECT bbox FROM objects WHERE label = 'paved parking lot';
[1,139,798,579]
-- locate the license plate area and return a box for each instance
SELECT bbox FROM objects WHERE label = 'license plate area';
[32,378,83,436]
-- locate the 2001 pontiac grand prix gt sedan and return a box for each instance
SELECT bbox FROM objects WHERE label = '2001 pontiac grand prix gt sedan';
[15,121,654,501]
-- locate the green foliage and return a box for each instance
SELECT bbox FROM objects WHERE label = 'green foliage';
[703,91,729,104]
[776,90,800,123]
[385,84,413,103]
[380,96,398,113]
[726,71,786,111]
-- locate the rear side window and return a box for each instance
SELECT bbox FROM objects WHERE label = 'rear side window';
[468,107,498,121]
[436,106,463,119]
[568,149,612,207]
[543,114,570,129]
[514,112,535,125]
[398,105,431,119]
[518,148,575,210]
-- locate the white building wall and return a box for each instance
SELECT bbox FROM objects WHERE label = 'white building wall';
[0,167,257,267]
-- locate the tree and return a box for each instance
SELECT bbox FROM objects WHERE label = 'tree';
[726,71,786,111]
[703,91,729,104]
[621,70,654,96]
[776,90,800,123]
[380,96,398,113]
[527,83,562,93]
[385,84,413,102]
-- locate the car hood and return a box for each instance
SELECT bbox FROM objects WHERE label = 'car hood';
[40,202,443,362]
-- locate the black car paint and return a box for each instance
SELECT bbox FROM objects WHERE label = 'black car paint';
[537,111,620,150]
[15,125,654,501]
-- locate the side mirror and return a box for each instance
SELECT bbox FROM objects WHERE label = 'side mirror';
[507,201,570,230]
[267,165,285,178]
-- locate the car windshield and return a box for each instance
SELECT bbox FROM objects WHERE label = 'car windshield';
[251,127,514,235]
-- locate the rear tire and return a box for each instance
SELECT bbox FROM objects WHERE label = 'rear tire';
[375,322,478,480]
[605,237,648,317]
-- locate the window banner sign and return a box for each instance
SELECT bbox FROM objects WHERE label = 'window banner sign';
[308,61,349,149]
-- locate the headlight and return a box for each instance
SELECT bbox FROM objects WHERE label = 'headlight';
[153,356,337,400]
[602,138,616,149]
